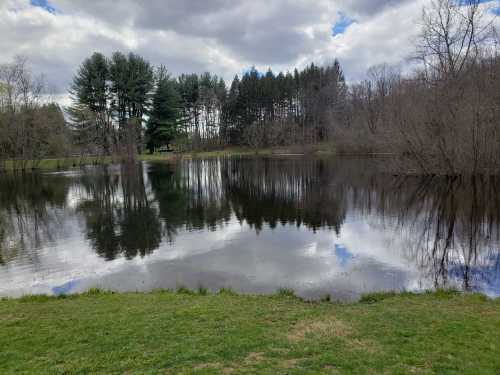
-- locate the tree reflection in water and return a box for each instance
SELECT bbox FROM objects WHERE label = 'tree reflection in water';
[0,173,71,265]
[393,176,500,293]
[77,163,161,260]
[0,158,499,294]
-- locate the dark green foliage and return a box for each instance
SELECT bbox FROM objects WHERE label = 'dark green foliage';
[321,294,332,302]
[82,288,110,296]
[109,51,129,127]
[219,60,347,146]
[359,291,400,303]
[359,289,461,303]
[18,294,54,303]
[276,288,297,298]
[70,51,154,155]
[70,52,109,113]
[218,287,238,296]
[69,52,347,153]
[176,72,226,149]
[121,52,154,121]
[145,67,181,153]
[197,286,209,296]
[176,286,196,295]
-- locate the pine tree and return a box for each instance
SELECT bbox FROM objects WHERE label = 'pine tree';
[69,52,112,154]
[145,67,180,154]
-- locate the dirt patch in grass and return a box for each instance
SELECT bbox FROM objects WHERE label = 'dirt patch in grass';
[192,362,237,374]
[193,362,222,370]
[279,358,302,369]
[288,317,352,342]
[348,337,379,354]
[244,352,266,363]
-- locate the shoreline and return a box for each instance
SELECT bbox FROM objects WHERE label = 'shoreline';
[0,145,404,173]
[0,286,494,302]
[0,146,338,172]
[1,288,499,373]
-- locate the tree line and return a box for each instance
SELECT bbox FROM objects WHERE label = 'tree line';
[0,0,498,174]
[67,53,346,154]
[0,57,68,170]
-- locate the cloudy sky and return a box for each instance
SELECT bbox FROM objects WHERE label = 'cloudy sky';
[1,0,498,104]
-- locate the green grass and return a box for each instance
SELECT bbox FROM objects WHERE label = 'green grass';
[1,156,114,171]
[276,287,298,298]
[140,144,336,162]
[1,144,336,172]
[139,147,274,162]
[0,290,499,374]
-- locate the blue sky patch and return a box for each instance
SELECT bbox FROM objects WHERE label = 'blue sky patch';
[455,0,500,10]
[335,244,354,267]
[455,0,496,4]
[332,12,355,36]
[453,0,500,16]
[52,280,79,295]
[242,67,264,78]
[30,0,57,14]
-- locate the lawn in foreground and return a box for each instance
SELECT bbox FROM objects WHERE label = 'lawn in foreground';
[0,290,499,374]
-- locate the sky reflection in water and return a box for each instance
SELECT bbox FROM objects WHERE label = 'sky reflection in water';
[0,157,499,300]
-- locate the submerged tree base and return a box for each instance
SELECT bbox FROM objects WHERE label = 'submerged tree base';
[0,289,498,374]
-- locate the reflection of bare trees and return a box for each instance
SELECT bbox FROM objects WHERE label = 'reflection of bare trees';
[0,173,70,264]
[365,173,498,292]
[366,175,500,291]
[182,157,500,291]
[1,158,499,293]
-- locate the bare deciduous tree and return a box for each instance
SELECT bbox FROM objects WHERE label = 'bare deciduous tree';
[0,57,70,171]
[417,0,495,79]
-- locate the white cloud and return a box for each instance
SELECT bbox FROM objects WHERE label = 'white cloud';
[0,0,437,103]
[315,0,428,80]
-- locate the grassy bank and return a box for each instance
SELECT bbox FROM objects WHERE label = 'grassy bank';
[0,156,114,172]
[1,145,335,172]
[139,147,272,161]
[0,290,499,374]
[141,144,336,161]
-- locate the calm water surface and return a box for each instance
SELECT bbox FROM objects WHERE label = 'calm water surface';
[0,157,499,300]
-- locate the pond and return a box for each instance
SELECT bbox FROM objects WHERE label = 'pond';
[0,157,499,300]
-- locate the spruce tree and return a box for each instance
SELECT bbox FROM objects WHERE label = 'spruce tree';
[145,67,180,154]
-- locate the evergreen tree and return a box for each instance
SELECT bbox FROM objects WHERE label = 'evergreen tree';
[71,51,155,155]
[69,52,112,154]
[70,52,109,113]
[145,67,180,153]
[125,53,154,120]
[109,51,129,128]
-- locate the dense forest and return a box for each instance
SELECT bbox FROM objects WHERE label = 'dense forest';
[67,53,346,152]
[0,0,498,174]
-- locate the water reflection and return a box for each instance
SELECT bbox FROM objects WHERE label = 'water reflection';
[395,176,500,294]
[0,173,70,266]
[0,157,499,299]
[76,163,161,260]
